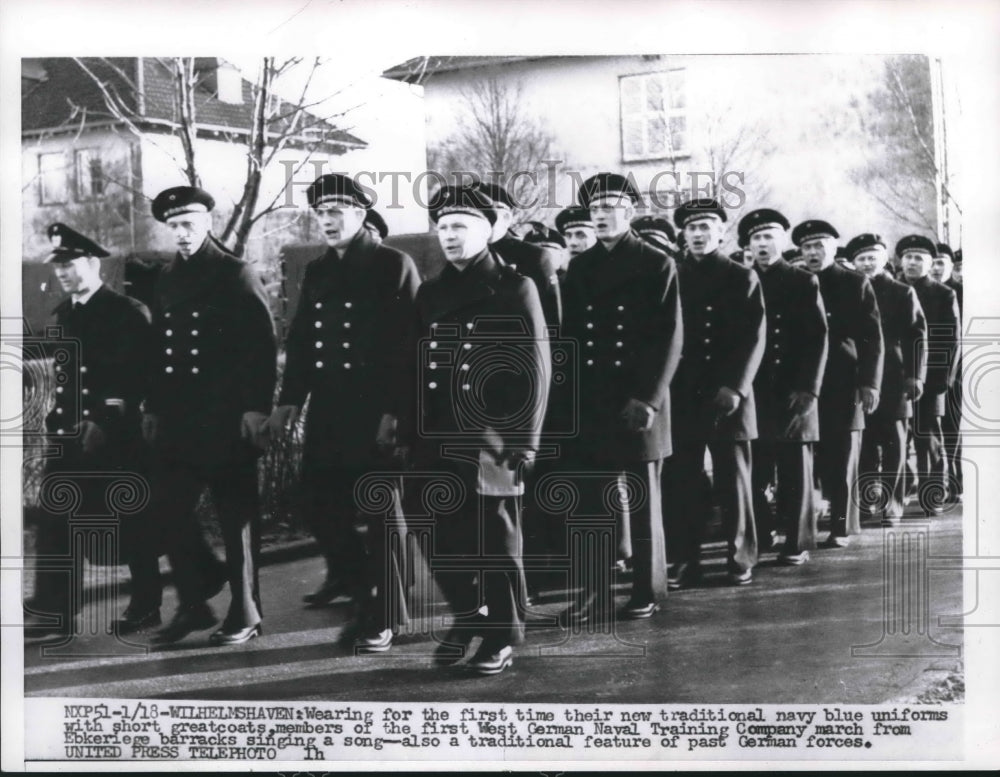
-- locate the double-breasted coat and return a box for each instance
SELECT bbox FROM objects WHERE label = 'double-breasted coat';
[671,249,766,443]
[814,262,884,432]
[558,230,683,463]
[145,237,277,467]
[752,259,828,442]
[906,275,959,417]
[279,229,421,473]
[869,272,927,422]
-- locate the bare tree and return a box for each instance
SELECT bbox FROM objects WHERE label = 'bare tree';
[850,54,950,233]
[69,56,355,257]
[428,77,559,221]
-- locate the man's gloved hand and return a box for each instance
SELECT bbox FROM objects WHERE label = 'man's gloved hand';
[713,386,742,417]
[266,405,300,439]
[241,411,270,450]
[78,420,106,454]
[141,413,159,444]
[621,398,656,432]
[858,386,880,414]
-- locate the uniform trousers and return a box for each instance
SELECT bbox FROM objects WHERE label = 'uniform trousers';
[943,379,963,497]
[665,441,757,573]
[751,441,817,552]
[859,417,907,521]
[816,428,862,537]
[913,394,947,510]
[429,471,525,649]
[136,456,261,629]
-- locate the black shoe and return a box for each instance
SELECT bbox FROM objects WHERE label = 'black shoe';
[776,550,810,566]
[209,622,262,646]
[728,568,753,586]
[432,626,477,666]
[620,600,659,619]
[468,643,513,676]
[153,604,216,644]
[115,605,162,635]
[303,579,347,606]
[818,534,850,549]
[355,628,393,654]
[667,562,701,591]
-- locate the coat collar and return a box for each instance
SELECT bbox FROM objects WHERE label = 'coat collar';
[423,249,502,321]
[576,230,649,297]
[308,229,378,299]
[158,234,236,309]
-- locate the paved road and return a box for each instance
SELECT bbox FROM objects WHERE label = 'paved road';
[23,506,963,704]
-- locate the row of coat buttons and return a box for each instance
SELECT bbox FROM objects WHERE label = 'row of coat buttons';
[163,311,199,318]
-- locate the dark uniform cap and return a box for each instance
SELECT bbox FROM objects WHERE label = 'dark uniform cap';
[555,207,594,233]
[953,248,963,265]
[791,219,840,246]
[673,198,728,229]
[631,215,676,243]
[151,186,216,222]
[737,208,790,247]
[895,234,937,257]
[522,222,566,249]
[306,173,372,210]
[45,222,110,262]
[835,246,849,261]
[577,173,641,208]
[428,185,498,225]
[474,182,516,210]
[364,209,389,239]
[936,242,954,259]
[845,233,886,260]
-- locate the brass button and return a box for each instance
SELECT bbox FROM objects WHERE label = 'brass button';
[166,348,173,355]
[343,342,350,349]
[429,362,438,370]
[165,329,173,336]
[428,381,438,389]
[463,343,472,350]
[343,363,351,369]
[315,341,323,349]
[82,388,89,396]
[80,366,88,374]
[315,302,323,309]
[165,366,174,373]
[343,322,351,329]
[345,302,352,308]
[316,361,324,368]
[462,384,471,391]
[191,367,199,374]
[586,323,594,329]
[191,330,199,336]
[461,364,470,371]
[429,341,438,349]
[315,321,323,328]
[191,348,199,355]
[56,386,64,394]
[56,408,63,414]
[192,311,199,318]
[586,359,594,366]
[83,409,90,416]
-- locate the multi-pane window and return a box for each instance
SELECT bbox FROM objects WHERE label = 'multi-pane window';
[620,70,688,161]
[38,152,67,205]
[75,149,104,200]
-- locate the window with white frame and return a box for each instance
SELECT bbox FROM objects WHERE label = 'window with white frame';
[620,70,688,162]
[38,152,68,205]
[75,149,105,200]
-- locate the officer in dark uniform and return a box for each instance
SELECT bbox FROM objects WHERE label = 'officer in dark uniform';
[267,174,420,653]
[897,235,960,514]
[140,186,277,645]
[555,173,681,621]
[664,198,765,587]
[409,184,550,675]
[739,209,828,566]
[943,248,963,501]
[25,224,154,640]
[850,234,927,525]
[930,243,954,285]
[474,182,562,328]
[555,207,598,261]
[793,220,884,547]
[522,223,570,281]
[631,215,679,258]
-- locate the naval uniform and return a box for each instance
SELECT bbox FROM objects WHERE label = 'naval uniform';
[905,275,960,511]
[664,248,766,577]
[943,277,963,500]
[279,228,420,633]
[557,229,682,608]
[859,272,927,521]
[33,285,152,625]
[814,262,884,537]
[491,234,563,329]
[411,248,550,650]
[751,259,828,554]
[139,236,277,631]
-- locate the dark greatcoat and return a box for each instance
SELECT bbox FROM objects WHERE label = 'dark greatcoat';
[752,259,828,442]
[815,262,884,432]
[869,272,927,422]
[492,234,563,329]
[145,236,277,468]
[411,248,550,472]
[905,275,960,417]
[671,249,766,443]
[279,229,421,473]
[559,229,683,463]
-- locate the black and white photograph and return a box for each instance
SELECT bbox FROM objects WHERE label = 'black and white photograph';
[3,0,999,770]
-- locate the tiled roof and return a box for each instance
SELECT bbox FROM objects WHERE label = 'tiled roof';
[382,56,545,84]
[22,58,364,151]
